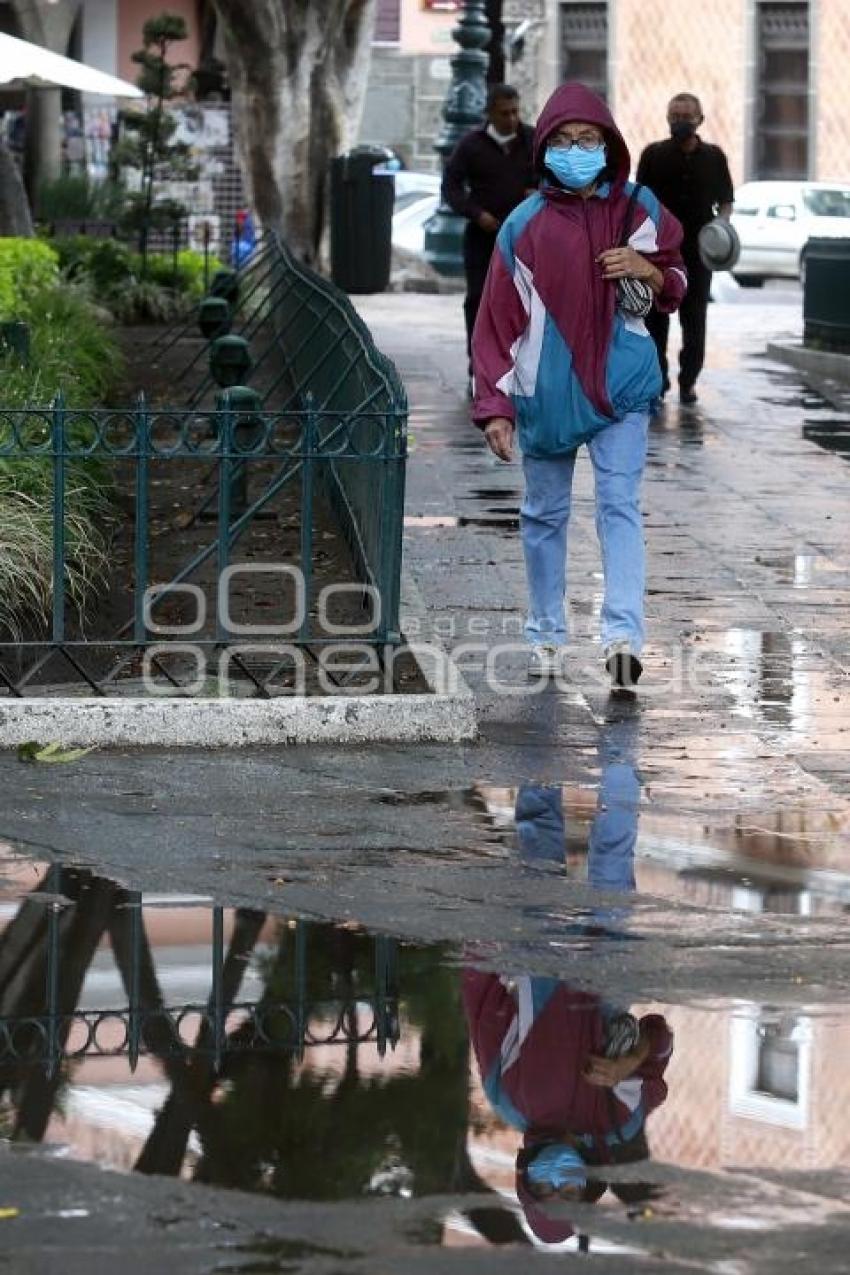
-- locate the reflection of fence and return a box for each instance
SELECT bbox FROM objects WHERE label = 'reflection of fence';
[0,233,408,697]
[0,866,400,1080]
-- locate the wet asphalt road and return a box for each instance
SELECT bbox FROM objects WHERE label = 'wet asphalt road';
[2,280,850,1271]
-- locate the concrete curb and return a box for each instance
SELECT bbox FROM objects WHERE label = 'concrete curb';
[0,692,474,747]
[0,573,478,749]
[766,340,850,385]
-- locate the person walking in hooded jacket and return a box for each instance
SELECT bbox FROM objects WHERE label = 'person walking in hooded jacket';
[472,83,686,689]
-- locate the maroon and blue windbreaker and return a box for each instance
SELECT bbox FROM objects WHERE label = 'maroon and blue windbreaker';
[471,82,687,456]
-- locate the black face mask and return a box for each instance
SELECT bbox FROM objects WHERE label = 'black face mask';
[670,120,697,142]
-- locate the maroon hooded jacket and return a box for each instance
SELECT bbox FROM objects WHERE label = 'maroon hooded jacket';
[471,82,687,455]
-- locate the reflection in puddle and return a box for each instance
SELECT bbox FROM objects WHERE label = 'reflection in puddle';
[476,707,850,917]
[804,418,850,459]
[457,515,520,531]
[1,831,849,1258]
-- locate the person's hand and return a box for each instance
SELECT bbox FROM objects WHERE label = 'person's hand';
[596,246,655,281]
[584,1044,648,1087]
[477,211,501,233]
[484,417,514,462]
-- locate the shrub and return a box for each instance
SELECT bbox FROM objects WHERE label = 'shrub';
[37,175,127,224]
[146,249,223,298]
[0,281,124,636]
[49,238,222,318]
[52,237,136,293]
[0,239,59,318]
[23,287,125,405]
[109,278,188,324]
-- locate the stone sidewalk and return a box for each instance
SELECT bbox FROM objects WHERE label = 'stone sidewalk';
[356,287,850,823]
[1,286,848,995]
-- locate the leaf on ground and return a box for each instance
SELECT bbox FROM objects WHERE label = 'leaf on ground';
[17,741,95,764]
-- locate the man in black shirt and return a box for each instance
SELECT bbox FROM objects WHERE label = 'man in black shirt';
[442,83,536,374]
[637,93,733,404]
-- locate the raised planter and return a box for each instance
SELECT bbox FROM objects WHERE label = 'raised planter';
[804,237,850,352]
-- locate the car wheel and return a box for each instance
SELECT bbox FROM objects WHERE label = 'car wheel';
[732,275,764,288]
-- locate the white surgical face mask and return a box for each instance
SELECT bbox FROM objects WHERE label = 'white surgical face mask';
[487,123,517,146]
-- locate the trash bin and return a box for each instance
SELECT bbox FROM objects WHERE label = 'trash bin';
[804,237,850,351]
[329,146,395,294]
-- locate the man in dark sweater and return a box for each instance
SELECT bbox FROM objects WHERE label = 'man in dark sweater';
[637,93,733,404]
[442,83,536,374]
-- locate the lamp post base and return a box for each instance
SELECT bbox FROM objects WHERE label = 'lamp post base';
[423,207,466,278]
[423,0,490,278]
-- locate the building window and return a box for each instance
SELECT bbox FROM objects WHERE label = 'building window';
[729,1006,811,1129]
[374,0,401,45]
[755,2,810,179]
[559,3,608,100]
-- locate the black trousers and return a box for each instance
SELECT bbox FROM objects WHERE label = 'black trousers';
[463,222,499,361]
[646,251,712,391]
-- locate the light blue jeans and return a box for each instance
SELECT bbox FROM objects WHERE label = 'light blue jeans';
[520,411,649,653]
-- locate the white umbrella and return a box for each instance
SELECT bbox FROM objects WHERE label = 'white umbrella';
[0,32,142,98]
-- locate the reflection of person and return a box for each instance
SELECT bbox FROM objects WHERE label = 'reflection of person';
[516,707,640,924]
[471,83,686,690]
[442,84,535,379]
[637,93,734,405]
[463,709,672,1246]
[463,974,673,1246]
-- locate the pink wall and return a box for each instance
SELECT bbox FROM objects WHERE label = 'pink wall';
[118,0,200,87]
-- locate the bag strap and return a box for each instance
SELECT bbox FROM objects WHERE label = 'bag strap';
[605,1088,628,1145]
[619,183,643,248]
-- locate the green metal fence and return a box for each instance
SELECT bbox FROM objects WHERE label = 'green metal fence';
[0,235,408,698]
[0,865,400,1086]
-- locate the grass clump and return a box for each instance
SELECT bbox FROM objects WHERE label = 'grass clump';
[51,236,223,323]
[0,271,124,639]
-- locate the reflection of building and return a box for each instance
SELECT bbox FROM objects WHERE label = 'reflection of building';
[364,2,850,185]
[646,1002,850,1172]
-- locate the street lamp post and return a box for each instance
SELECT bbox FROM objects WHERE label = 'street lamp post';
[423,0,490,277]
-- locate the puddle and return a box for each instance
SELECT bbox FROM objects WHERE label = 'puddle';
[473,784,850,917]
[468,488,522,501]
[456,516,520,531]
[792,381,850,461]
[1,847,850,1262]
[804,417,850,458]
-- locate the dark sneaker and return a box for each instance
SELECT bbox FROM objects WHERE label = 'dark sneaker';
[679,385,698,405]
[604,641,643,691]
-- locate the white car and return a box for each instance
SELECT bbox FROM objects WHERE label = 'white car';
[392,190,439,256]
[730,180,850,286]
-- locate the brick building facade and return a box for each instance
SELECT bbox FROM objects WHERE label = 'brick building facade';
[363,1,850,186]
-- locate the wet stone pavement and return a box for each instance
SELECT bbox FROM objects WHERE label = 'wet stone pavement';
[2,283,850,1271]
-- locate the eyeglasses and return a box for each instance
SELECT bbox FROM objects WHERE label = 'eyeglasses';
[548,134,603,152]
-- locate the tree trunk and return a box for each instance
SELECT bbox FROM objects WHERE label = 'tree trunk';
[0,142,34,236]
[211,0,376,263]
[24,88,62,207]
